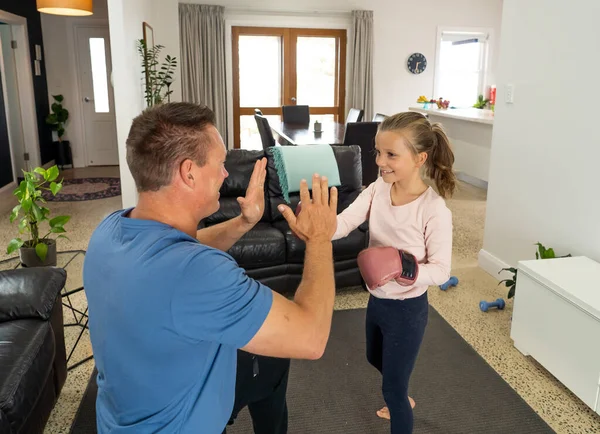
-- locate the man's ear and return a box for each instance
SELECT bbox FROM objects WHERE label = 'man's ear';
[179,159,195,187]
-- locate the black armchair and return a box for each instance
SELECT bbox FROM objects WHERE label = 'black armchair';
[0,267,67,434]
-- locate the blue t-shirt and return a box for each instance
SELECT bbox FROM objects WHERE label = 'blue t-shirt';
[83,209,273,433]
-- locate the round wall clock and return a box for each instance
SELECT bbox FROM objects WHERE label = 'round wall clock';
[407,53,427,74]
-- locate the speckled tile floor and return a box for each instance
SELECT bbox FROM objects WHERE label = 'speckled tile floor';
[1,168,599,433]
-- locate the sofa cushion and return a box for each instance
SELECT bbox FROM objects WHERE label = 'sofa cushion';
[203,149,270,226]
[0,319,54,432]
[227,223,287,269]
[272,220,367,264]
[0,268,66,322]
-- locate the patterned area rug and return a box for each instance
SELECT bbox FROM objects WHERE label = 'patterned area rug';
[43,178,121,202]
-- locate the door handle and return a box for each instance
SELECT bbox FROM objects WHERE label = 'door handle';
[291,97,297,102]
[84,97,93,103]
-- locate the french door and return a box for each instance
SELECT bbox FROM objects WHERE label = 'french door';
[232,26,347,149]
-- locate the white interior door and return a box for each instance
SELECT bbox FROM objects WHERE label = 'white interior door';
[76,26,118,166]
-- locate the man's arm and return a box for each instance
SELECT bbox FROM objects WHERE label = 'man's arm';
[196,216,253,252]
[197,157,267,252]
[242,174,338,360]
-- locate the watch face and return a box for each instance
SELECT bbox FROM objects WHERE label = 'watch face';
[407,53,427,74]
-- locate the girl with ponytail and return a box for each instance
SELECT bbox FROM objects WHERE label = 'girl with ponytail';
[331,111,455,433]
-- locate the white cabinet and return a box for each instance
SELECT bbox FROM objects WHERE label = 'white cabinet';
[510,256,600,415]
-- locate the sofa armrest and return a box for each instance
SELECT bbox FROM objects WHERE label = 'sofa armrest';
[0,268,67,322]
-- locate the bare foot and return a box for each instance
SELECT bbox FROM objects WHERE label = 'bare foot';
[376,406,390,420]
[376,397,416,420]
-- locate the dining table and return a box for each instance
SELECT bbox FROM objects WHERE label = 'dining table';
[271,121,346,146]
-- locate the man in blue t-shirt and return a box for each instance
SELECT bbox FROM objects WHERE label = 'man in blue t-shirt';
[83,102,339,433]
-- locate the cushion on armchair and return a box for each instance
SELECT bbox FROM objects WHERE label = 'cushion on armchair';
[0,268,67,322]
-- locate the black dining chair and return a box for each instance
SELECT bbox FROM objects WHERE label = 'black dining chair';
[343,121,380,186]
[346,108,364,123]
[255,108,263,116]
[282,105,310,124]
[254,113,276,151]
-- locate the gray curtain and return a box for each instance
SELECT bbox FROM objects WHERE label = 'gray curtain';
[179,4,228,143]
[348,10,374,122]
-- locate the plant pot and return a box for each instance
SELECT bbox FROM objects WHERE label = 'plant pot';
[19,240,57,267]
[54,140,73,169]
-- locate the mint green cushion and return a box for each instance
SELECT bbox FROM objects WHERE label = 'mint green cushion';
[269,145,341,203]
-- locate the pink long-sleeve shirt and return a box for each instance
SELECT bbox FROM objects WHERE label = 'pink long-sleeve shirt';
[333,177,453,300]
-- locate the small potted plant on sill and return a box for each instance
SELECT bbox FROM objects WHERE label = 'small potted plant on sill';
[6,165,70,267]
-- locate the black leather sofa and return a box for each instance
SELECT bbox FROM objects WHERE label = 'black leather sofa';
[201,145,368,294]
[0,267,67,434]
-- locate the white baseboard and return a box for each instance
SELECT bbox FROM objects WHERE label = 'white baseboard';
[478,249,513,280]
[456,171,488,190]
[0,182,17,215]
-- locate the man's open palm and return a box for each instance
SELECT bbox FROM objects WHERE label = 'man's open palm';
[238,158,267,226]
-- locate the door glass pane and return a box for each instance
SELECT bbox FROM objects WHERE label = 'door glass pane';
[240,115,281,150]
[239,36,282,107]
[89,38,110,113]
[296,37,336,107]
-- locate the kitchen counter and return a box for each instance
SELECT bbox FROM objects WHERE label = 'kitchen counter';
[408,106,494,125]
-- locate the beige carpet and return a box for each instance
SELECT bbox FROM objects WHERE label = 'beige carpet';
[0,168,599,433]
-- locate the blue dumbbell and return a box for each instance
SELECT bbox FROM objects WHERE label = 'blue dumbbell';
[439,276,459,291]
[479,298,505,312]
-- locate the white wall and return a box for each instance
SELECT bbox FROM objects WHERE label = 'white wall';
[479,0,600,278]
[107,0,180,208]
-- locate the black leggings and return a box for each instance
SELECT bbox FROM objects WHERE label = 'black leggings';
[365,292,429,434]
[223,350,290,434]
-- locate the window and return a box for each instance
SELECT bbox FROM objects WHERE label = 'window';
[232,27,346,149]
[434,29,490,108]
[89,38,110,113]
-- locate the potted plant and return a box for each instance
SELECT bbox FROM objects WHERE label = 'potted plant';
[46,94,72,169]
[499,242,571,299]
[6,165,70,267]
[473,94,490,109]
[137,39,178,107]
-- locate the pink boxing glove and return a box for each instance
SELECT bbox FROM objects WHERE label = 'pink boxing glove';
[357,246,419,290]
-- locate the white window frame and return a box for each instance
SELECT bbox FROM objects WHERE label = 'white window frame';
[433,26,493,107]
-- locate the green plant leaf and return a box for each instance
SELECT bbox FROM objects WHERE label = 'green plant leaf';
[50,181,62,195]
[6,238,24,255]
[10,205,21,223]
[50,226,66,234]
[508,285,516,299]
[18,217,28,232]
[21,198,33,212]
[49,215,70,228]
[31,202,44,222]
[57,235,70,241]
[34,167,46,177]
[35,242,48,262]
[47,165,59,182]
[53,94,64,103]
